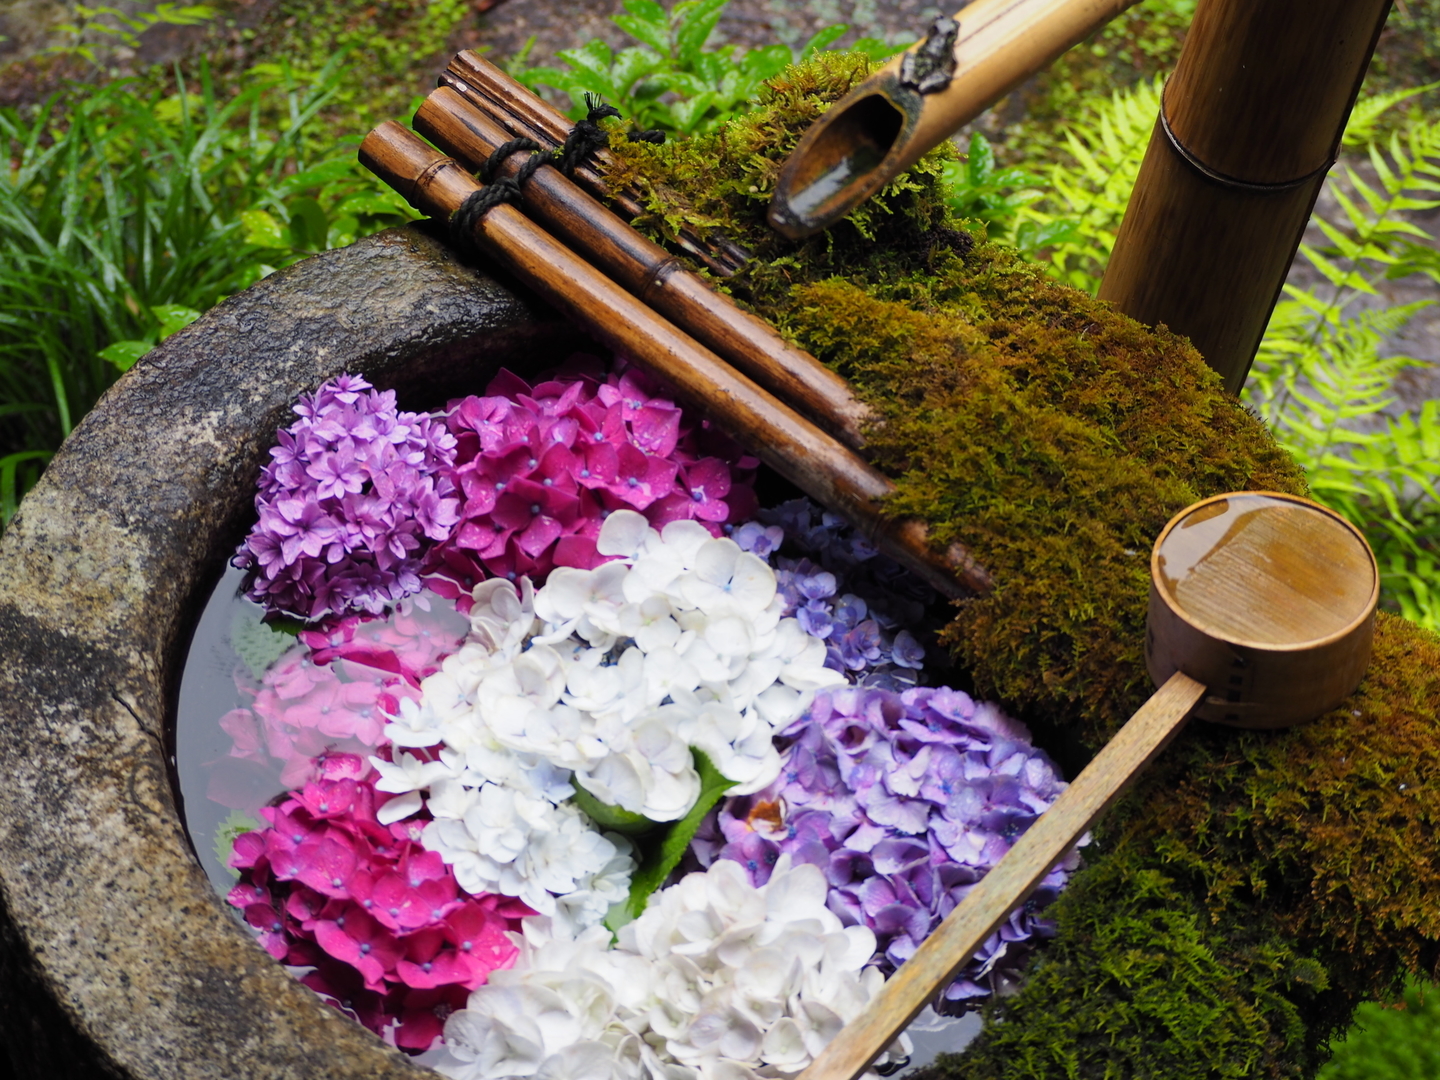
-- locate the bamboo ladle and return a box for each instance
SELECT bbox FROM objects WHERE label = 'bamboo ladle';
[803,491,1378,1080]
[768,0,1142,239]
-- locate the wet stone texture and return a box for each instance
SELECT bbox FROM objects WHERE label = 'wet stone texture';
[0,225,586,1080]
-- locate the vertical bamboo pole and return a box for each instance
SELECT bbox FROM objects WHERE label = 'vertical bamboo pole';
[1097,0,1393,395]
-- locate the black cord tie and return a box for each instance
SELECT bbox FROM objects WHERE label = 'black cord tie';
[449,96,624,250]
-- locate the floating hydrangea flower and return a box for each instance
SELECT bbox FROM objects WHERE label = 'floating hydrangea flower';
[215,591,469,793]
[694,685,1080,1010]
[735,500,936,689]
[432,857,910,1080]
[426,360,757,604]
[227,753,532,1049]
[234,373,461,620]
[393,510,846,832]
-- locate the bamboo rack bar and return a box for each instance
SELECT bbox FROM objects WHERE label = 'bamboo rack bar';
[768,0,1142,238]
[413,86,873,452]
[441,51,750,279]
[358,121,992,598]
[1098,0,1393,393]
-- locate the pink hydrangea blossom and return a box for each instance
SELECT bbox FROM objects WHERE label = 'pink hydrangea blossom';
[424,357,758,607]
[228,753,532,1050]
[215,593,469,795]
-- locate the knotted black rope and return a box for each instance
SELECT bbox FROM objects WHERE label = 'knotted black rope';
[450,94,634,249]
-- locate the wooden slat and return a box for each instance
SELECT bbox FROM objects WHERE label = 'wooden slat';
[442,52,751,278]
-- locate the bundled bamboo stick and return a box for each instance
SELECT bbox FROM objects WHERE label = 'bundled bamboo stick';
[441,51,750,279]
[413,86,873,452]
[358,121,992,598]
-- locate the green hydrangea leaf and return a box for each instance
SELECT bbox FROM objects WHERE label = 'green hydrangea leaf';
[607,748,735,930]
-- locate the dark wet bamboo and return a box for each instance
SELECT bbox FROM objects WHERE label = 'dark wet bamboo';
[1098,0,1393,394]
[359,121,992,598]
[442,51,750,278]
[413,87,873,452]
[768,0,1142,239]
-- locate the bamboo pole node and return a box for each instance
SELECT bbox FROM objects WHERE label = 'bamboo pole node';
[1157,108,1335,194]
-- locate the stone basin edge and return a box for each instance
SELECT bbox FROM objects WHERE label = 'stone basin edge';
[0,225,586,1080]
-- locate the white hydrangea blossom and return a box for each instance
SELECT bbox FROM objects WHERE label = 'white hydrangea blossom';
[376,512,842,930]
[433,857,910,1080]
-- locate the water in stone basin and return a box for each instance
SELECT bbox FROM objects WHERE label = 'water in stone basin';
[170,362,1067,1074]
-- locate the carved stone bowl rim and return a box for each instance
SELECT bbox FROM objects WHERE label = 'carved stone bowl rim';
[0,226,584,1079]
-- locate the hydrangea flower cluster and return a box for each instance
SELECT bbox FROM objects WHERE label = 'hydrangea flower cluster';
[734,501,933,689]
[398,510,845,823]
[234,374,462,620]
[216,592,469,792]
[227,753,532,1049]
[693,685,1078,1009]
[426,362,758,602]
[432,857,910,1080]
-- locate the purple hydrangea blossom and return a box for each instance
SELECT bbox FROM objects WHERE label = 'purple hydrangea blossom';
[692,684,1080,1011]
[234,375,461,620]
[734,499,936,689]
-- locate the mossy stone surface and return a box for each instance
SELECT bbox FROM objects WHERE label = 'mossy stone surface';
[604,54,1440,1077]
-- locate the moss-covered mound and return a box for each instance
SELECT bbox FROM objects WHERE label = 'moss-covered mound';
[603,54,1440,1078]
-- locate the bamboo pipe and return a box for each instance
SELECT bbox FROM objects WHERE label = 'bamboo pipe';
[1098,0,1393,394]
[358,122,992,598]
[413,87,874,452]
[441,51,750,279]
[797,492,1378,1080]
[768,0,1143,239]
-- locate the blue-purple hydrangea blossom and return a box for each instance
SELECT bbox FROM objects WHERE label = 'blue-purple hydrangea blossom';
[692,684,1079,1010]
[732,499,933,689]
[234,374,461,620]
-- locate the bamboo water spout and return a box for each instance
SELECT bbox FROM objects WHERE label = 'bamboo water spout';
[358,121,992,599]
[798,492,1378,1080]
[768,0,1142,239]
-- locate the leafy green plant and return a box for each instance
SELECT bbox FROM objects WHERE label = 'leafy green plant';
[46,2,217,68]
[0,57,416,523]
[1245,108,1440,629]
[941,131,1078,256]
[510,0,904,136]
[998,75,1162,292]
[1320,979,1440,1079]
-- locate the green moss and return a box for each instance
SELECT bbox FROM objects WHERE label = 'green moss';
[604,56,1440,1077]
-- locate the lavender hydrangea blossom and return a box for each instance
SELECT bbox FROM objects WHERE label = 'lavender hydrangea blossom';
[693,684,1081,1011]
[234,374,461,620]
[733,499,934,689]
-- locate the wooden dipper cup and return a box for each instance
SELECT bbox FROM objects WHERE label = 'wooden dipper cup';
[798,491,1378,1080]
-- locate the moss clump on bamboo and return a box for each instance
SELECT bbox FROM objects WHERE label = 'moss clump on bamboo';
[602,53,1440,1078]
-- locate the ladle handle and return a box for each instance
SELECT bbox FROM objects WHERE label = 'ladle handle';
[798,671,1207,1080]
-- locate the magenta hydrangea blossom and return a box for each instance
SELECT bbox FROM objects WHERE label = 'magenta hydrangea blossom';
[228,753,531,1050]
[424,358,758,604]
[234,374,462,620]
[692,684,1079,1010]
